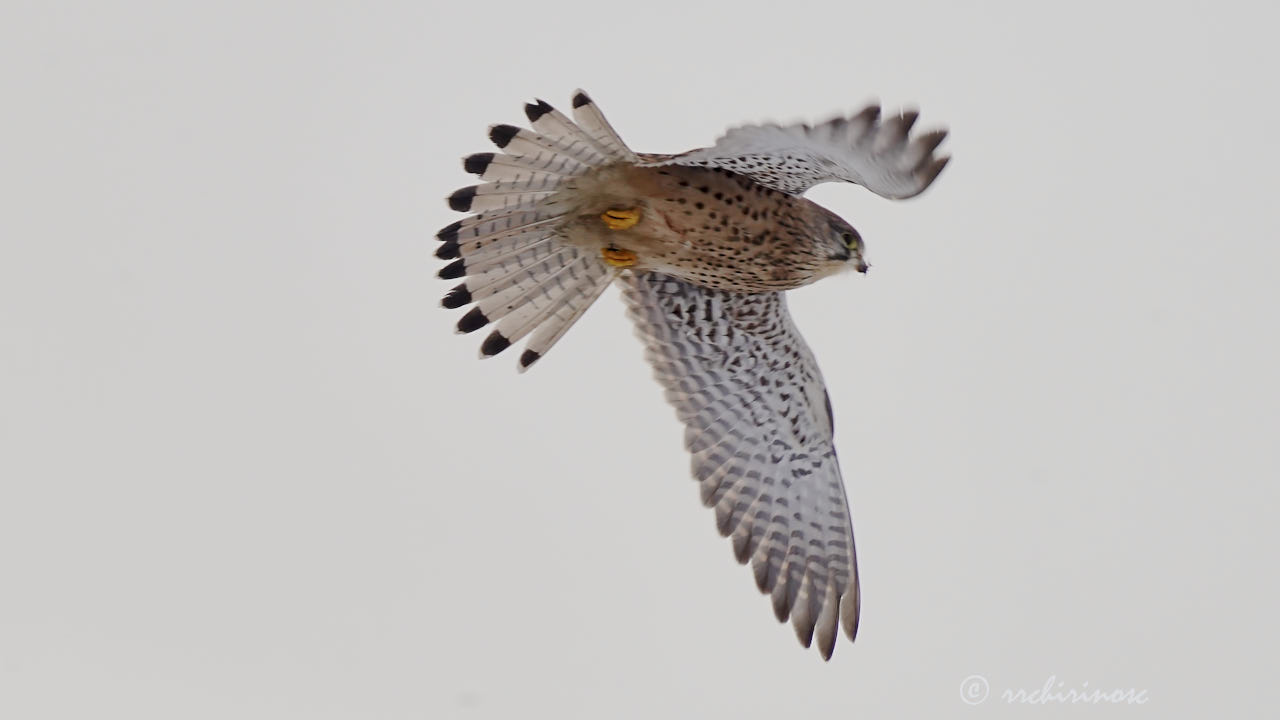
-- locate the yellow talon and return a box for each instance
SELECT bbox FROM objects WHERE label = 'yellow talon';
[602,246,638,267]
[601,207,641,230]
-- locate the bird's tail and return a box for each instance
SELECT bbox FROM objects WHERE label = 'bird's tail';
[436,90,636,371]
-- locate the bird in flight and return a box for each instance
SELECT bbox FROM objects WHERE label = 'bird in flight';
[435,90,948,659]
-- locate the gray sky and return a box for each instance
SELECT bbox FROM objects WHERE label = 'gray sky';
[2,1,1277,718]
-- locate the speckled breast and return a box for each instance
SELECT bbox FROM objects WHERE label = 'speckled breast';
[573,164,828,293]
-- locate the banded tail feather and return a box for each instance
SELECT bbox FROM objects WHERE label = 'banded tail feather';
[447,182,560,214]
[438,91,635,370]
[569,89,637,163]
[487,123,609,169]
[463,151,588,181]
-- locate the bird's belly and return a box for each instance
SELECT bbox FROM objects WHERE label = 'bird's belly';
[560,165,822,293]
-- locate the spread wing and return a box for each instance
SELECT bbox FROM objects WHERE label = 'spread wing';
[619,272,860,659]
[641,105,949,198]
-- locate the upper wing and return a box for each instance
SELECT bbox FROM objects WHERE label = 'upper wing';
[619,272,860,659]
[641,105,948,198]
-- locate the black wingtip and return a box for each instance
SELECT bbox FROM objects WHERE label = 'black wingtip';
[912,130,948,163]
[818,635,836,662]
[448,186,478,212]
[772,592,789,622]
[438,258,466,280]
[919,156,950,192]
[754,560,772,595]
[463,152,494,175]
[853,104,881,129]
[456,307,488,334]
[489,124,519,149]
[519,349,541,368]
[571,91,591,109]
[435,239,460,260]
[844,596,861,643]
[524,99,554,123]
[437,221,461,244]
[480,331,511,357]
[441,284,471,309]
[794,621,815,650]
[897,109,920,134]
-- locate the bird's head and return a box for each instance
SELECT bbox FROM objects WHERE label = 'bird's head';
[817,209,868,275]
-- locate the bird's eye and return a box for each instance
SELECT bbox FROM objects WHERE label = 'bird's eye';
[841,232,855,247]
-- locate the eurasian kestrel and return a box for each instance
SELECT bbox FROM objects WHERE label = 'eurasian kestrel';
[436,90,949,659]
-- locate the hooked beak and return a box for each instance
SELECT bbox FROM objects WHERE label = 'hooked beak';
[830,250,869,274]
[849,245,868,274]
[830,245,868,274]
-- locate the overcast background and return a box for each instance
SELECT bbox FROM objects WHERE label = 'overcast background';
[2,1,1278,718]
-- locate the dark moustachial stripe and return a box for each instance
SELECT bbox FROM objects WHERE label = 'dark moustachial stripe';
[448,186,477,212]
[456,307,488,333]
[519,349,541,368]
[441,284,471,309]
[489,124,519,149]
[437,221,461,243]
[438,259,466,279]
[435,239,460,259]
[524,100,554,122]
[571,92,590,109]
[463,153,494,175]
[480,331,511,356]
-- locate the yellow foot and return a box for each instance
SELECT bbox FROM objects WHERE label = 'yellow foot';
[601,246,638,267]
[601,207,641,230]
